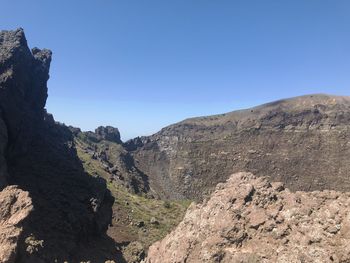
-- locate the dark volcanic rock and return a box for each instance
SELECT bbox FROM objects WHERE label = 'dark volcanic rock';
[95,126,122,144]
[0,29,114,262]
[79,126,122,144]
[128,94,350,200]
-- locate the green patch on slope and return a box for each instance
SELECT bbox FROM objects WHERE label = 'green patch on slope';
[76,140,191,248]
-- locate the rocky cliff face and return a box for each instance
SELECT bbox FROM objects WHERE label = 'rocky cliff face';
[146,172,350,263]
[0,29,114,262]
[127,94,350,200]
[73,126,151,195]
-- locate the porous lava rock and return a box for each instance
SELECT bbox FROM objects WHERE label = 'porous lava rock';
[146,172,350,263]
[0,186,33,263]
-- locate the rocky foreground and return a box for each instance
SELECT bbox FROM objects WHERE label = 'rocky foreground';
[0,186,32,262]
[146,172,350,263]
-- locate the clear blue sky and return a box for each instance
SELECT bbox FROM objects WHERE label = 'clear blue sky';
[1,1,350,140]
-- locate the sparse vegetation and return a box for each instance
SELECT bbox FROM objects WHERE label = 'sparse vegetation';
[76,138,191,249]
[25,235,44,254]
[163,201,171,209]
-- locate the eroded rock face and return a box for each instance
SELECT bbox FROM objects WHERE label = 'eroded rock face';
[146,172,350,263]
[73,126,151,195]
[0,186,33,263]
[0,29,114,262]
[76,126,122,144]
[95,126,122,144]
[128,94,350,200]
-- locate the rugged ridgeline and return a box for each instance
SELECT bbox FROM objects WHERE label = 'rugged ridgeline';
[0,29,115,262]
[126,94,350,200]
[146,172,350,263]
[72,126,151,195]
[72,126,190,262]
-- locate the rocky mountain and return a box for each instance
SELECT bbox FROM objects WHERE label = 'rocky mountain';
[2,27,350,263]
[72,126,190,262]
[146,172,350,263]
[127,94,350,200]
[72,126,151,195]
[0,29,115,262]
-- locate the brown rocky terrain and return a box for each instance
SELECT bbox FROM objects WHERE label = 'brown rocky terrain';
[0,186,32,263]
[0,29,116,262]
[146,172,350,263]
[126,94,350,200]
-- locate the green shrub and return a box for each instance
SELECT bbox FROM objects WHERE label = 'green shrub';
[163,201,171,209]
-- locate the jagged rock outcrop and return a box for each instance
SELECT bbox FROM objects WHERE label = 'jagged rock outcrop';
[0,28,114,262]
[95,126,122,144]
[127,94,350,200]
[0,186,33,263]
[76,126,122,144]
[146,172,350,263]
[73,126,151,195]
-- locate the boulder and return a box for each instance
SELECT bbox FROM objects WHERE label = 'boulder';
[0,186,33,263]
[146,172,350,263]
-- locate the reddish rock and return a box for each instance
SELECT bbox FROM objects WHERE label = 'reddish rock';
[0,186,32,263]
[146,172,350,263]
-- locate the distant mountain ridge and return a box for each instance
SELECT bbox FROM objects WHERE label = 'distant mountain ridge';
[79,94,350,201]
[125,94,350,200]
